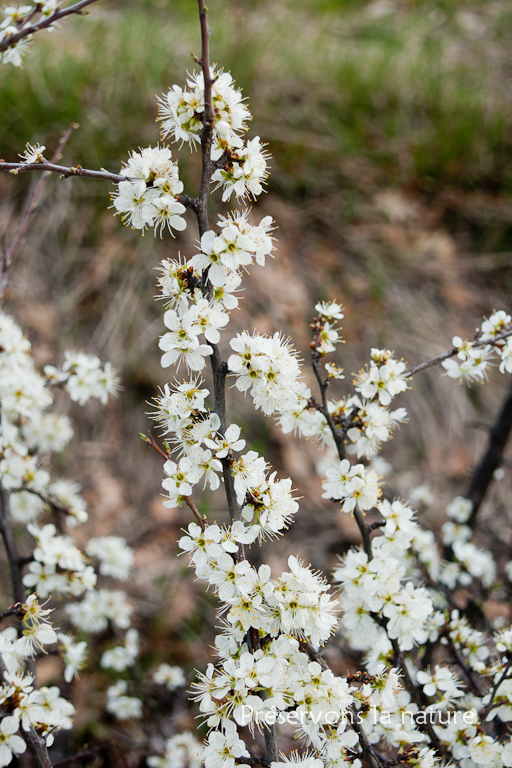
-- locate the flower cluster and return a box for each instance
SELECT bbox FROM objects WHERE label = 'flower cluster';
[354,348,409,406]
[227,331,302,416]
[111,146,187,235]
[0,595,76,763]
[0,314,116,534]
[148,732,204,768]
[158,66,269,201]
[22,522,96,598]
[321,458,381,513]
[86,536,134,580]
[190,211,274,286]
[45,349,119,405]
[442,311,512,382]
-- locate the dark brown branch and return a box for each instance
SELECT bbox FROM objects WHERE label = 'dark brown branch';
[0,603,22,622]
[467,380,512,529]
[353,508,374,561]
[23,727,54,768]
[482,657,512,720]
[244,758,269,768]
[444,633,483,696]
[0,123,78,303]
[389,638,446,757]
[0,0,102,53]
[310,338,448,756]
[0,656,53,768]
[351,706,384,768]
[299,639,328,669]
[192,1,277,761]
[0,489,25,604]
[301,636,383,767]
[0,499,53,768]
[195,0,215,237]
[192,4,242,526]
[22,486,69,514]
[210,345,242,525]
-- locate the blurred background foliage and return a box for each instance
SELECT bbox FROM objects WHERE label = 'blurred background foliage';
[1,0,512,742]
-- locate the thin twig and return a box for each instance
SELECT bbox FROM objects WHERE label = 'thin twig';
[53,743,112,767]
[22,486,70,514]
[1,160,123,182]
[0,123,78,302]
[405,329,512,377]
[0,160,197,215]
[140,434,206,529]
[17,4,40,30]
[0,0,102,53]
[184,495,206,531]
[141,432,170,461]
[444,633,483,696]
[311,351,346,460]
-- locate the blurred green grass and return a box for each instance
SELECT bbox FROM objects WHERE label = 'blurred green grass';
[1,0,511,197]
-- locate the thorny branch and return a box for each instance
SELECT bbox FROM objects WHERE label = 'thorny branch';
[23,727,54,768]
[351,711,384,768]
